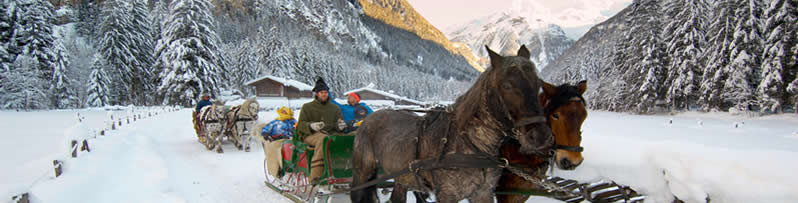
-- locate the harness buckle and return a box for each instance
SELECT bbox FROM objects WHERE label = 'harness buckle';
[500,158,509,168]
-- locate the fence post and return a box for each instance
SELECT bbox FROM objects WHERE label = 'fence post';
[53,160,63,177]
[71,140,78,158]
[81,139,90,152]
[11,192,29,203]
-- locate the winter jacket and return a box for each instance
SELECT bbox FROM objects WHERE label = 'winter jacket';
[331,98,374,123]
[261,119,297,140]
[196,99,213,112]
[296,99,344,140]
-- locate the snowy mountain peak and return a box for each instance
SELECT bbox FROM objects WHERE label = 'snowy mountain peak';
[446,11,575,71]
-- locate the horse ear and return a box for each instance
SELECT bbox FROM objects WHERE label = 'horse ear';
[486,45,503,68]
[541,80,556,97]
[576,80,587,94]
[517,45,531,59]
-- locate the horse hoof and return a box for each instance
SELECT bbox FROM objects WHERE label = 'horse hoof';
[216,148,224,153]
[245,147,250,152]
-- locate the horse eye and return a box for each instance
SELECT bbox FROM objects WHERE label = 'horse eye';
[502,82,512,89]
[552,113,560,120]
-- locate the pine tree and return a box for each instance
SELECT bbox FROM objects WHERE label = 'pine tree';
[757,0,797,113]
[605,7,638,111]
[0,1,15,70]
[722,0,764,112]
[97,0,134,105]
[13,0,56,81]
[224,39,257,95]
[699,0,736,111]
[128,0,155,105]
[1,54,49,110]
[86,55,111,107]
[50,36,77,109]
[786,2,798,114]
[155,0,226,106]
[617,0,667,113]
[663,0,708,111]
[74,0,101,44]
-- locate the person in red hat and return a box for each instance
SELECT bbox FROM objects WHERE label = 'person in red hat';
[331,92,374,132]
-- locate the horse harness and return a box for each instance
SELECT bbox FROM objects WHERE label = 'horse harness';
[338,105,549,194]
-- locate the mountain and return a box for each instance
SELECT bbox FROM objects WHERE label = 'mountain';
[543,0,798,114]
[356,0,484,72]
[446,11,575,71]
[540,6,631,83]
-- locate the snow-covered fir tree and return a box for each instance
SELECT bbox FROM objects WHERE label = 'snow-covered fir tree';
[663,0,708,111]
[155,0,226,106]
[97,0,134,105]
[633,0,667,113]
[699,0,737,111]
[222,39,257,95]
[13,0,56,81]
[757,0,797,113]
[606,7,638,111]
[1,55,49,109]
[96,0,154,105]
[607,0,667,113]
[50,36,77,109]
[128,0,155,104]
[86,55,111,107]
[0,0,15,70]
[74,0,101,45]
[721,0,765,112]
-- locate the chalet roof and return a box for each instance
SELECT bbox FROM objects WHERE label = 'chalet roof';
[344,87,424,105]
[244,75,313,91]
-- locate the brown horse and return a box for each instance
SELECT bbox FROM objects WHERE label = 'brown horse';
[495,80,588,203]
[350,45,554,203]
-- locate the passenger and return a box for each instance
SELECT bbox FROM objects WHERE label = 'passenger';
[331,92,373,132]
[296,77,346,184]
[261,106,297,141]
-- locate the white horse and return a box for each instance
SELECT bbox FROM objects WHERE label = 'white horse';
[224,98,260,152]
[198,101,227,153]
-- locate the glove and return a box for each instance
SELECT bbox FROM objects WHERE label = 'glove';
[310,122,325,132]
[337,118,346,131]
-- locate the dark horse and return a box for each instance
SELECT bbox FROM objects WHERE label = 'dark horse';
[351,45,554,203]
[496,80,588,203]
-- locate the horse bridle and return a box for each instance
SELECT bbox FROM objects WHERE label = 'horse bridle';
[546,96,585,153]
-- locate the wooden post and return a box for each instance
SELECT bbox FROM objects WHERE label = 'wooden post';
[53,160,63,177]
[71,140,78,157]
[100,129,105,136]
[111,123,116,130]
[12,192,29,203]
[81,140,90,152]
[118,120,122,126]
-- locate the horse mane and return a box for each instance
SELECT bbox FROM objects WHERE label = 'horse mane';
[544,83,586,116]
[453,67,496,130]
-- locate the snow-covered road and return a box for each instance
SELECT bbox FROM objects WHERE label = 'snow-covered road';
[24,109,291,203]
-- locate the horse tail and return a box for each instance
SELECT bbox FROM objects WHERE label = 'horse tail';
[351,119,379,203]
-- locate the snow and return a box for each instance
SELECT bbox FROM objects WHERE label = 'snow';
[344,87,425,105]
[2,108,798,202]
[244,75,314,91]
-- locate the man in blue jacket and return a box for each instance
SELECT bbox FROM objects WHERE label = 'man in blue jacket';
[331,92,373,132]
[195,94,213,112]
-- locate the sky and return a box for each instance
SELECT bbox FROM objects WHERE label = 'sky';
[406,0,632,36]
